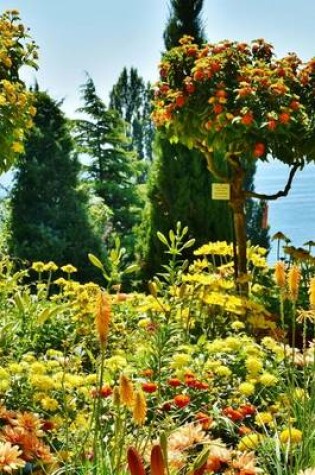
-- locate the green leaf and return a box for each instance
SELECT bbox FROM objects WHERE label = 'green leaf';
[37,308,51,325]
[124,264,139,274]
[88,253,104,271]
[14,293,24,313]
[157,231,168,246]
[192,448,210,471]
[181,238,196,250]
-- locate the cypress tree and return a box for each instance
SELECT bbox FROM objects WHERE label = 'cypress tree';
[109,67,154,173]
[75,76,142,256]
[10,90,102,281]
[142,0,232,277]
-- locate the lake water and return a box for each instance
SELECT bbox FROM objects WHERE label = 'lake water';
[255,160,315,262]
[0,160,314,263]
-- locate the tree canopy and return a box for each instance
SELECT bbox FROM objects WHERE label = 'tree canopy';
[10,90,102,281]
[0,9,38,172]
[152,36,315,285]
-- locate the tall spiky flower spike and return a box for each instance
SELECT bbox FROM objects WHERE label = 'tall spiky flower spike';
[150,444,166,475]
[288,265,301,302]
[127,447,146,475]
[309,277,315,310]
[119,374,134,408]
[132,388,147,425]
[95,291,111,347]
[275,261,286,289]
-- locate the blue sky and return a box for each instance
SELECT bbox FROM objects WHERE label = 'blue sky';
[0,0,314,117]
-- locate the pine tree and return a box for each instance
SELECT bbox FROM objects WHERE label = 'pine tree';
[142,0,233,278]
[9,90,102,281]
[75,76,142,255]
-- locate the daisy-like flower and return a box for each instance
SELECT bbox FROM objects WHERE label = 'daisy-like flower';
[0,442,25,473]
[14,412,44,437]
[232,451,263,474]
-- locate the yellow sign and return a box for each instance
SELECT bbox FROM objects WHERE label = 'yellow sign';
[211,183,231,200]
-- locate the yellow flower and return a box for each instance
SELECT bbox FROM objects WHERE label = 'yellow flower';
[214,365,232,377]
[30,362,47,374]
[255,411,273,426]
[61,264,77,274]
[0,380,10,392]
[40,397,59,412]
[239,382,255,396]
[279,427,302,444]
[238,433,262,451]
[119,374,134,408]
[43,261,58,272]
[29,374,55,391]
[245,357,263,375]
[31,261,45,273]
[95,292,111,347]
[274,261,286,288]
[259,372,278,387]
[132,389,147,425]
[11,141,24,153]
[172,353,191,369]
[288,265,301,302]
[309,278,315,310]
[231,320,245,331]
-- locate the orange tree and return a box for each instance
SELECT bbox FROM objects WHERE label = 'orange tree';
[152,36,315,290]
[0,9,38,171]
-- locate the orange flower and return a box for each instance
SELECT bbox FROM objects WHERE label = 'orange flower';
[99,385,113,398]
[309,278,315,309]
[174,394,190,408]
[195,412,213,430]
[223,406,244,422]
[142,382,157,393]
[119,374,134,408]
[241,112,254,126]
[288,265,301,302]
[253,142,265,157]
[267,119,277,130]
[168,377,181,387]
[14,412,43,437]
[0,442,25,473]
[213,103,223,114]
[176,94,185,108]
[132,389,147,425]
[279,111,291,124]
[274,261,286,289]
[95,292,111,347]
[127,447,146,475]
[150,444,165,475]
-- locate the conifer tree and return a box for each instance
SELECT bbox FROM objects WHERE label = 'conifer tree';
[142,0,233,278]
[109,67,154,167]
[9,90,102,281]
[75,76,142,255]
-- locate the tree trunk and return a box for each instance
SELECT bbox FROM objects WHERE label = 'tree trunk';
[229,155,248,295]
[231,199,248,294]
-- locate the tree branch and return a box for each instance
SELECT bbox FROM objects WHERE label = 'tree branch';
[246,162,302,201]
[196,140,230,183]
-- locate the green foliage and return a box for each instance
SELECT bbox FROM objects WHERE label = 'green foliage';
[141,136,233,278]
[0,10,38,172]
[75,75,143,258]
[141,0,234,279]
[163,0,206,49]
[109,67,154,166]
[9,90,102,282]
